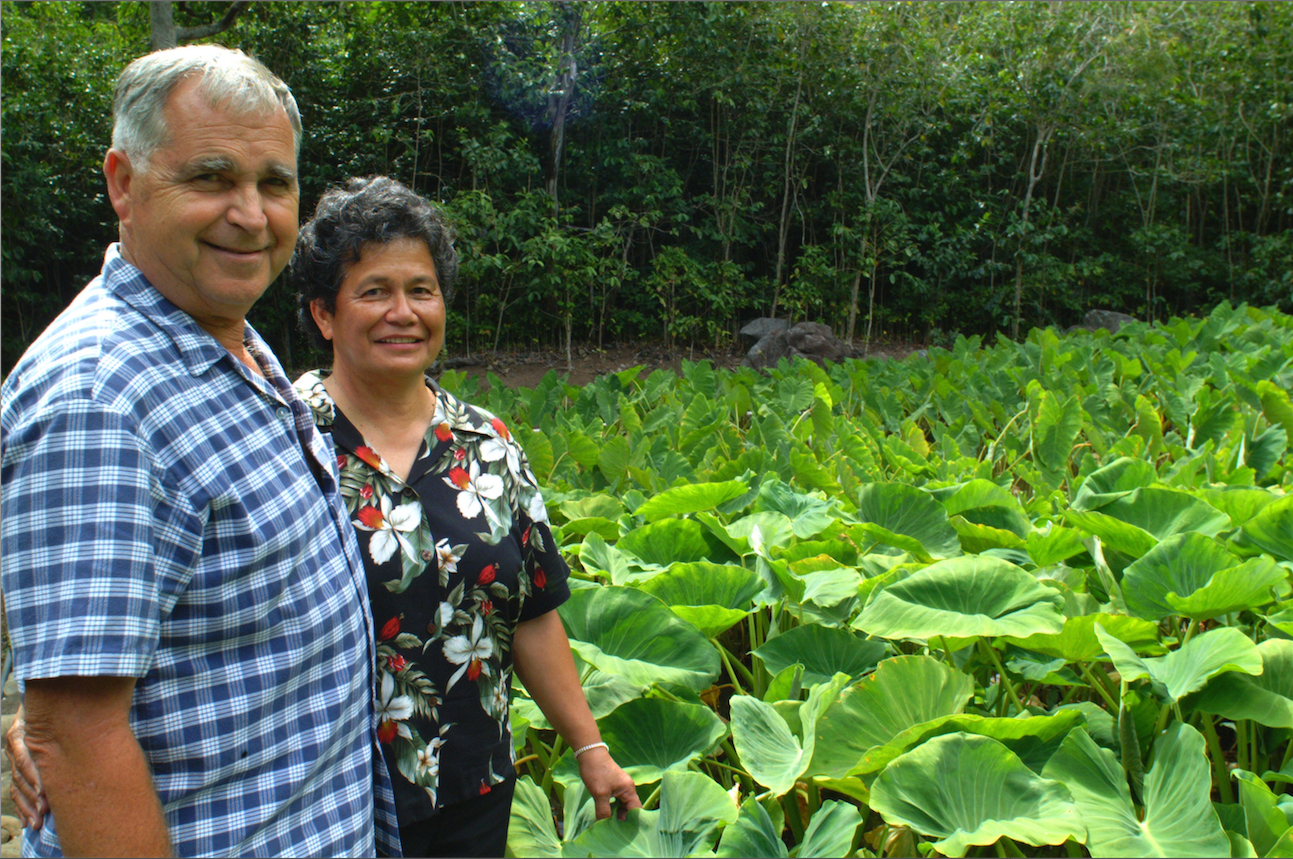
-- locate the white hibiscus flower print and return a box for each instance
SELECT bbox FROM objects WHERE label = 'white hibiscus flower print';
[376,670,415,743]
[444,460,504,520]
[355,494,422,565]
[443,614,495,690]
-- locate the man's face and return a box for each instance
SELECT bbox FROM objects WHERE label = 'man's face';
[106,77,299,329]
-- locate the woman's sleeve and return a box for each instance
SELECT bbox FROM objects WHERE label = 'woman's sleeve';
[515,449,571,621]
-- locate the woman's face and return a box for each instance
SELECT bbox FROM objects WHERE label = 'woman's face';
[310,238,445,384]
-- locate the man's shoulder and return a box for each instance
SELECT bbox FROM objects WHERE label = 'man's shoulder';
[3,276,186,425]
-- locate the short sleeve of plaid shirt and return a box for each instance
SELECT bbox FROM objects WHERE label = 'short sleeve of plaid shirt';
[1,246,399,858]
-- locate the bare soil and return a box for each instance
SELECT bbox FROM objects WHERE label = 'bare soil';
[438,340,923,392]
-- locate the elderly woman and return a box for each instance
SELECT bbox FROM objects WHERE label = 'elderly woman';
[5,175,639,858]
[290,176,639,856]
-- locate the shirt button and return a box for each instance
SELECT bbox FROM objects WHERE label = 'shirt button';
[403,487,416,498]
[422,549,434,561]
[276,407,292,422]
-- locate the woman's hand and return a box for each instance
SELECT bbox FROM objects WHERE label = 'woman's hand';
[5,706,48,830]
[575,745,642,820]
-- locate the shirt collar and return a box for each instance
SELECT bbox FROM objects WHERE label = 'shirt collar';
[101,243,246,377]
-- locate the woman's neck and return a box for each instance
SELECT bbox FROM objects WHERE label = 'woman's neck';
[323,365,435,480]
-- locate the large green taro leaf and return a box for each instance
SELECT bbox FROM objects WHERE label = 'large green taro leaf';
[637,562,763,638]
[729,674,852,797]
[1122,532,1288,620]
[796,800,865,858]
[1002,613,1162,663]
[1026,523,1090,566]
[1198,485,1277,529]
[562,770,738,858]
[1071,456,1157,511]
[753,623,889,687]
[1191,639,1293,728]
[579,532,653,585]
[1041,724,1229,857]
[870,732,1084,858]
[851,710,1086,781]
[553,697,726,787]
[617,518,737,566]
[1095,624,1262,704]
[853,555,1065,642]
[1234,496,1293,562]
[754,478,838,539]
[716,797,788,858]
[559,586,719,691]
[507,775,565,858]
[1066,488,1230,557]
[725,512,797,553]
[810,655,974,779]
[635,479,749,523]
[1233,770,1293,858]
[936,478,1027,518]
[855,482,962,561]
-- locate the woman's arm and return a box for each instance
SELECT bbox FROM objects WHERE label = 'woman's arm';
[512,610,643,820]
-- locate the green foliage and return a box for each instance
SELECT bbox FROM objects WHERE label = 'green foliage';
[494,305,1293,857]
[5,2,1292,373]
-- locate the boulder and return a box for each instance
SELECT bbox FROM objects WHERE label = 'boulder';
[739,317,790,347]
[1068,309,1139,335]
[742,321,849,370]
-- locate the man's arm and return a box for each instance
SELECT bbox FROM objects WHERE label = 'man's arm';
[23,676,171,858]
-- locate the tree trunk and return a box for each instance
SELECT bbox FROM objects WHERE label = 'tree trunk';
[771,56,805,319]
[149,1,251,53]
[544,2,581,216]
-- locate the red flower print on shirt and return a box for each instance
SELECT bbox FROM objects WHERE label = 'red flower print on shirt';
[448,466,470,489]
[337,454,348,469]
[435,423,453,442]
[377,719,398,744]
[380,615,401,641]
[360,483,374,500]
[467,658,483,681]
[522,526,531,547]
[481,599,494,616]
[388,654,408,672]
[453,448,467,462]
[534,566,547,588]
[478,564,496,585]
[355,445,383,470]
[479,780,492,795]
[490,418,511,442]
[357,504,384,530]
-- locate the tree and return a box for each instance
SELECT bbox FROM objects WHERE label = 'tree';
[148,1,251,52]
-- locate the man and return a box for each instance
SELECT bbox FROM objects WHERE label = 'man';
[1,45,397,856]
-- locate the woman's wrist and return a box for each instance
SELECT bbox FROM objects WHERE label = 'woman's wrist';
[573,740,609,759]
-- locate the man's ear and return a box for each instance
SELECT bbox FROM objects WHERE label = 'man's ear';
[309,298,335,342]
[103,149,136,225]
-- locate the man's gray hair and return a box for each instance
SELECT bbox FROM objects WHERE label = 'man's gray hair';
[112,44,301,172]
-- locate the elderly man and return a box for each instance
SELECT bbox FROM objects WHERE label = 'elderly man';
[1,46,397,856]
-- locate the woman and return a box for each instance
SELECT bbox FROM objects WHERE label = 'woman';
[292,176,639,856]
[5,176,640,858]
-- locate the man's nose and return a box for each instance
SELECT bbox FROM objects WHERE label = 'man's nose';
[226,183,269,231]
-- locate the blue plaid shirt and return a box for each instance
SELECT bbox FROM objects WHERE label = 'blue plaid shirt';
[1,246,400,857]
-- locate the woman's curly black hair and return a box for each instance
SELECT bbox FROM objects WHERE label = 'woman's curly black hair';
[291,175,459,353]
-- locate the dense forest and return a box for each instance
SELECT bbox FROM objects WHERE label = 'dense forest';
[2,1,1290,373]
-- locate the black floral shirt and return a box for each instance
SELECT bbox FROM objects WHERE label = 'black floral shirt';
[294,371,570,824]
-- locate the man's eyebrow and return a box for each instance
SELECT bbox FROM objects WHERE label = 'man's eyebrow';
[267,163,298,184]
[186,156,236,175]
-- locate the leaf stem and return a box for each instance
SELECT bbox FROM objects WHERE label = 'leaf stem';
[978,639,1026,715]
[1203,716,1235,804]
[781,790,806,846]
[1078,663,1119,712]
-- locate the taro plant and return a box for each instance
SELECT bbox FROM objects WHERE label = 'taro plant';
[436,302,1293,858]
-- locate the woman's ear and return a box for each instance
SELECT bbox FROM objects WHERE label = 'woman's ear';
[309,298,335,341]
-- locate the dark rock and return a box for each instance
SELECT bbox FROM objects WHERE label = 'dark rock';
[743,329,790,369]
[1067,309,1139,335]
[786,322,848,366]
[739,317,790,346]
[742,321,849,370]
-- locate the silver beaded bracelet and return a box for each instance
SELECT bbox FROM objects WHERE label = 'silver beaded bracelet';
[573,741,609,758]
